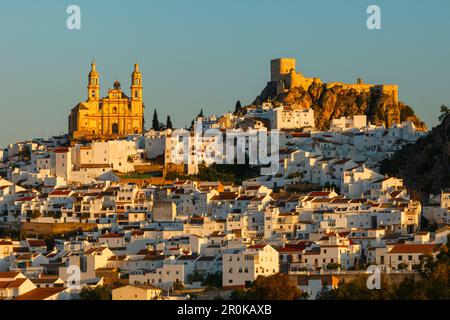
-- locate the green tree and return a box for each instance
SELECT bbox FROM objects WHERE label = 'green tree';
[439,104,450,122]
[79,286,111,300]
[152,109,160,131]
[203,272,222,288]
[231,273,301,300]
[230,289,247,300]
[166,115,173,129]
[316,285,334,300]
[187,271,204,284]
[415,252,437,279]
[326,263,341,271]
[325,274,392,300]
[398,262,409,271]
[173,279,185,291]
[391,276,428,300]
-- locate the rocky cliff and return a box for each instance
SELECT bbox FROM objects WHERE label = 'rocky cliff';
[380,114,450,199]
[252,81,426,131]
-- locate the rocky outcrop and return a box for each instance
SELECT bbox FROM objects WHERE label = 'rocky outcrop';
[252,82,426,131]
[380,114,450,199]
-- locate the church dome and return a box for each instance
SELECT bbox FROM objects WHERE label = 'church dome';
[113,80,121,90]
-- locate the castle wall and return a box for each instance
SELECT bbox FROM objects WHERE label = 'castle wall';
[271,58,296,82]
[271,58,398,103]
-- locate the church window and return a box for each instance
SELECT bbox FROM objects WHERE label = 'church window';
[113,107,117,114]
[91,90,95,97]
[135,90,138,98]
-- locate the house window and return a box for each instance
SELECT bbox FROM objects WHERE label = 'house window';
[398,255,403,261]
[408,255,413,261]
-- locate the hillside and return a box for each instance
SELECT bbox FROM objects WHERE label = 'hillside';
[251,81,426,131]
[380,114,450,199]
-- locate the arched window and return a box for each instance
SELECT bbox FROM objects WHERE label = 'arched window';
[91,90,95,97]
[135,90,138,98]
[113,107,117,114]
[112,123,119,135]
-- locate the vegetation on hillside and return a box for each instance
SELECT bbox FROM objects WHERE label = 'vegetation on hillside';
[166,162,261,185]
[230,273,306,300]
[380,109,450,199]
[79,285,111,300]
[318,236,450,300]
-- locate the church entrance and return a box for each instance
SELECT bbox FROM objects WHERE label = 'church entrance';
[112,123,119,135]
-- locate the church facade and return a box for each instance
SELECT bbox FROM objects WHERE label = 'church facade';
[68,62,145,141]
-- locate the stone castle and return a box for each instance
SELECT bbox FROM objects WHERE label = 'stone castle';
[68,62,145,141]
[270,58,398,103]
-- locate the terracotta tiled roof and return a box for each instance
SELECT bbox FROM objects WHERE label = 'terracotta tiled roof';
[53,147,69,153]
[27,239,46,247]
[0,278,27,289]
[99,233,124,238]
[389,244,441,254]
[248,244,267,250]
[0,272,21,279]
[308,191,331,197]
[210,192,238,201]
[49,190,71,196]
[14,287,67,300]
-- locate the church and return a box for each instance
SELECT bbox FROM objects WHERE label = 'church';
[68,62,145,141]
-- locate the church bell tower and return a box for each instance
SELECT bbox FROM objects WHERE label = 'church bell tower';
[131,63,142,101]
[87,62,100,101]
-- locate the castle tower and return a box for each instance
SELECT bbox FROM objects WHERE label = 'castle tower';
[87,62,100,101]
[131,63,142,101]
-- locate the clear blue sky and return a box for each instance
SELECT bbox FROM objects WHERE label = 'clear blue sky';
[0,0,449,147]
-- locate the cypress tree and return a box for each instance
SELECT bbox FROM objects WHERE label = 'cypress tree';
[166,115,173,129]
[152,109,159,131]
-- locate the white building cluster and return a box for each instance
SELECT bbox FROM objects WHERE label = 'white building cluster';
[0,104,447,300]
